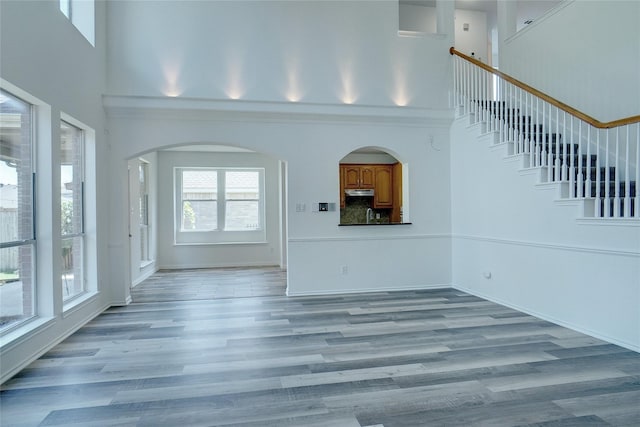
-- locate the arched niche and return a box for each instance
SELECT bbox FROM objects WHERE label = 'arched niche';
[339,147,409,225]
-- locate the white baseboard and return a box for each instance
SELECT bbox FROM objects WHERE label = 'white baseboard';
[158,262,280,270]
[453,284,640,353]
[131,267,158,287]
[286,284,451,297]
[0,303,110,384]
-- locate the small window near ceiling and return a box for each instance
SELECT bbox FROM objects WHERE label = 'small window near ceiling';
[59,0,95,46]
[399,0,438,35]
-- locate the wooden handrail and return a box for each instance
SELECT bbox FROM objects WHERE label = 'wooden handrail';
[450,47,640,129]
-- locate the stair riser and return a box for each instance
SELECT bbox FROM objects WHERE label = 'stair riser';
[598,198,637,218]
[581,183,637,198]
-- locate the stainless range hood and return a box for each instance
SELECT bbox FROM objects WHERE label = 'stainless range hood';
[345,189,374,197]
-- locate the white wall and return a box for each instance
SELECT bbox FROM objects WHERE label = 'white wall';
[156,150,282,269]
[450,118,640,350]
[104,99,453,298]
[500,0,640,122]
[454,9,488,62]
[104,0,455,300]
[106,0,454,109]
[0,0,109,382]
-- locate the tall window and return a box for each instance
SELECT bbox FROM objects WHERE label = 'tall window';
[139,161,151,264]
[0,89,35,331]
[175,168,265,244]
[60,120,84,301]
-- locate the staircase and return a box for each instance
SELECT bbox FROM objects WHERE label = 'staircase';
[450,49,640,220]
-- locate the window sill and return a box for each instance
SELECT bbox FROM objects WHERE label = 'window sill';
[63,290,99,318]
[397,30,447,39]
[140,260,155,269]
[174,241,268,247]
[0,316,56,351]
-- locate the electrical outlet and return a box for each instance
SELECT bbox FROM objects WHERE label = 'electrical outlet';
[341,265,348,275]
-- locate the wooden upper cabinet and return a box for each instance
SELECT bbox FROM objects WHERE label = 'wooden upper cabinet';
[339,166,346,208]
[342,165,374,189]
[343,166,360,189]
[373,165,393,208]
[360,166,374,188]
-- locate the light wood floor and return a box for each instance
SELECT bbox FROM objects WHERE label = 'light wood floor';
[1,268,639,426]
[131,267,287,302]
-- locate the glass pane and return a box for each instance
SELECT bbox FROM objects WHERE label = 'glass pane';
[0,90,33,242]
[139,163,148,225]
[225,200,259,230]
[140,225,149,262]
[0,245,35,329]
[59,0,70,18]
[62,236,84,301]
[60,121,83,236]
[225,171,259,200]
[182,170,217,200]
[182,200,217,230]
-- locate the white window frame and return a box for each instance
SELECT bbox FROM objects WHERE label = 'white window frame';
[139,159,152,265]
[59,0,95,46]
[60,119,86,303]
[174,167,266,245]
[0,88,37,334]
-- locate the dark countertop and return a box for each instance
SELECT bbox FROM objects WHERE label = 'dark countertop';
[338,222,412,226]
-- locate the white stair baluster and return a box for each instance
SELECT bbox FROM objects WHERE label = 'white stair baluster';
[547,103,553,181]
[561,112,568,182]
[596,129,602,216]
[585,125,591,200]
[633,123,640,218]
[552,107,562,181]
[624,125,631,217]
[569,117,576,197]
[614,127,621,217]
[605,130,611,217]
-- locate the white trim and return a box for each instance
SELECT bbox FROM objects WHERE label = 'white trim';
[0,317,55,351]
[286,284,451,297]
[577,218,640,227]
[505,0,574,43]
[0,302,109,384]
[453,284,639,353]
[131,266,157,287]
[289,234,449,243]
[452,234,639,258]
[173,241,269,247]
[158,262,280,270]
[103,95,454,128]
[397,30,447,40]
[62,291,99,318]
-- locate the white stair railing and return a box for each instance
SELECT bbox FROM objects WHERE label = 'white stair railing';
[451,48,640,219]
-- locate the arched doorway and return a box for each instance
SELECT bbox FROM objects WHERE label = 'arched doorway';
[126,143,288,301]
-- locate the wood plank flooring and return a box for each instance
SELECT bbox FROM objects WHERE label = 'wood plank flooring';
[131,267,287,302]
[1,269,639,426]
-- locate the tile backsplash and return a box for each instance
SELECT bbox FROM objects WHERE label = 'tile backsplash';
[340,197,390,224]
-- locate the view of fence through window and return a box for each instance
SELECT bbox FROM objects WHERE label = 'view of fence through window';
[0,89,35,330]
[60,120,85,301]
[180,169,261,231]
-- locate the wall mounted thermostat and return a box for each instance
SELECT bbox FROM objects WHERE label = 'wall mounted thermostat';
[313,202,335,212]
